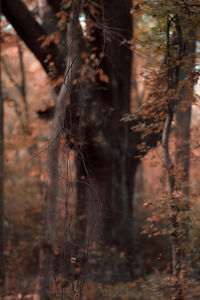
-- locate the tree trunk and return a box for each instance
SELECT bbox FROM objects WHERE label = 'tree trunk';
[174,23,196,300]
[175,14,196,198]
[163,13,196,300]
[75,0,136,277]
[34,4,79,299]
[0,6,5,287]
[176,106,191,197]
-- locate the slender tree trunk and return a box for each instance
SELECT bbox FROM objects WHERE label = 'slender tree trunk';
[174,28,196,300]
[162,12,196,300]
[162,111,183,300]
[176,106,191,197]
[0,96,4,289]
[17,40,29,123]
[0,50,5,291]
[175,15,196,197]
[0,87,4,288]
[0,0,5,288]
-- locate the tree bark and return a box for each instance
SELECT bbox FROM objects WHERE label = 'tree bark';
[34,84,74,300]
[34,3,79,298]
[175,13,196,196]
[0,0,5,287]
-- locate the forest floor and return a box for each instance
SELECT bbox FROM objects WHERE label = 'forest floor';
[1,273,200,300]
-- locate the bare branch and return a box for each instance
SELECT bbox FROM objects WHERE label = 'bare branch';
[2,0,65,79]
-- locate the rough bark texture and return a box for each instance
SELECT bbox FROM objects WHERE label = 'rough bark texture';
[34,3,79,298]
[34,86,74,300]
[34,84,67,300]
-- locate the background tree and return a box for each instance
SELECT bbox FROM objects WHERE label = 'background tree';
[131,1,198,298]
[0,0,5,288]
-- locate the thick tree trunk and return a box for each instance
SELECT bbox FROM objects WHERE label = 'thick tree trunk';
[0,12,5,288]
[75,0,136,277]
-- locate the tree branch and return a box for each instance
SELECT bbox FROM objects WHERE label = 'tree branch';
[2,0,65,79]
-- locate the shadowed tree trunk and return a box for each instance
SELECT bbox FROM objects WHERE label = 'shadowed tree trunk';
[34,76,76,300]
[175,15,196,198]
[73,1,137,278]
[0,3,5,287]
